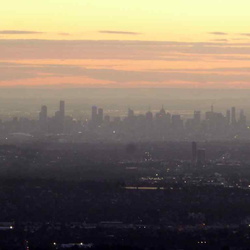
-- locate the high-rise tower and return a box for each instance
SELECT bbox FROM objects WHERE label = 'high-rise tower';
[60,100,65,118]
[231,107,236,125]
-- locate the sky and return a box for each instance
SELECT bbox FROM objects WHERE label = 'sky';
[1,0,250,88]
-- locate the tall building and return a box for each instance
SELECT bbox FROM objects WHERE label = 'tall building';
[54,100,65,133]
[60,100,65,118]
[39,105,48,132]
[192,141,197,164]
[231,107,236,125]
[98,108,104,124]
[126,108,136,128]
[39,105,47,123]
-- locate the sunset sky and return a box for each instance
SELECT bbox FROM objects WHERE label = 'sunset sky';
[1,0,250,88]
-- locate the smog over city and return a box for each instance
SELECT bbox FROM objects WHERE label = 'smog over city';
[2,1,250,250]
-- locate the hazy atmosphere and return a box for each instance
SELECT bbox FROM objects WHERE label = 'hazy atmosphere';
[2,1,250,250]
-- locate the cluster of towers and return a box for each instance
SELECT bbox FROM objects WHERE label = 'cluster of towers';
[225,106,246,126]
[38,100,65,133]
[34,101,249,142]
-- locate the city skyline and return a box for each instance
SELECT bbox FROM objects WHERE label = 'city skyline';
[0,100,248,143]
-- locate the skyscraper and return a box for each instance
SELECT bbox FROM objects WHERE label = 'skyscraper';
[127,108,136,127]
[231,107,236,125]
[98,108,104,124]
[39,105,48,132]
[92,106,98,121]
[54,100,65,133]
[39,105,47,122]
[91,106,98,127]
[60,100,65,118]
